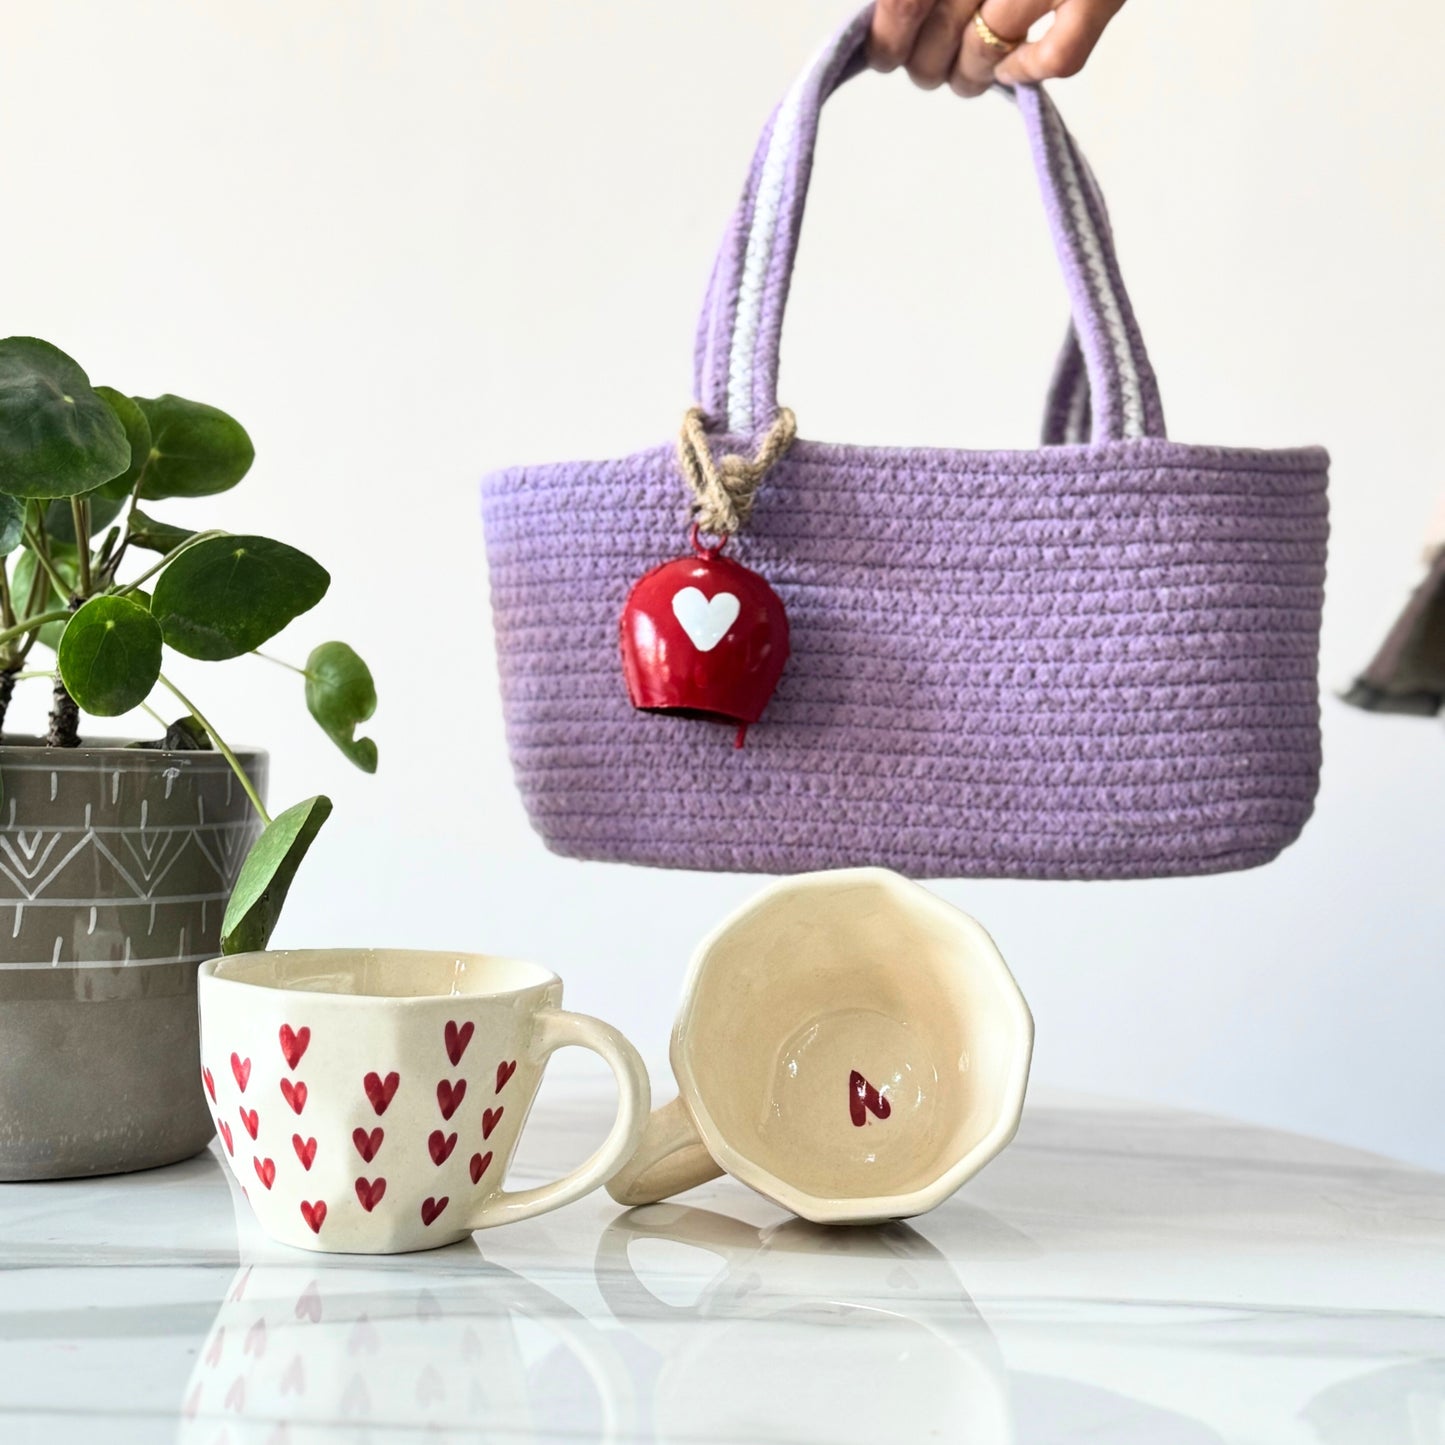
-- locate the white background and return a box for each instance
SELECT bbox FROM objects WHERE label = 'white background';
[2,2,1441,1168]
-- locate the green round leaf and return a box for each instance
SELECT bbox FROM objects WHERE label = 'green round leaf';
[151,534,330,660]
[56,594,162,716]
[132,394,254,500]
[91,388,154,501]
[221,795,333,954]
[0,494,24,555]
[304,641,378,773]
[0,339,131,499]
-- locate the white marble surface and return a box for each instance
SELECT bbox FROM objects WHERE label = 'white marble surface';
[2,1083,1443,1444]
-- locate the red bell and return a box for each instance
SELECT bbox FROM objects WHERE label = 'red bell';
[620,531,789,747]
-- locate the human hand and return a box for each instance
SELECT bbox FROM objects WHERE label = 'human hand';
[868,0,1127,98]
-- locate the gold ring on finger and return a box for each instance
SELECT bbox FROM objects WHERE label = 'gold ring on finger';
[973,12,1023,54]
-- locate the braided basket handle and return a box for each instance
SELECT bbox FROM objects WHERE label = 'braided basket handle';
[692,2,1166,448]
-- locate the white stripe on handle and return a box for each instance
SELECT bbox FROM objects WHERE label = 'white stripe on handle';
[703,4,1164,445]
[1042,104,1144,438]
[726,62,814,434]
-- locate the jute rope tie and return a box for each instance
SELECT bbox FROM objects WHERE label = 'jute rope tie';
[677,405,798,538]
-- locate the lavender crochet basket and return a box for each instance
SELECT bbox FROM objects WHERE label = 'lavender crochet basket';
[481,6,1328,881]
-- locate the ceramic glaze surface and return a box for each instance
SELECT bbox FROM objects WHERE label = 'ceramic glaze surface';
[614,869,1033,1221]
[1,1084,1441,1444]
[198,949,649,1253]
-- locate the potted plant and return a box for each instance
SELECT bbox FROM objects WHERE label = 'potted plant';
[0,336,376,1180]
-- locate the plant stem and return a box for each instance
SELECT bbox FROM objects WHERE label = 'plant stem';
[47,673,80,748]
[122,452,153,531]
[0,668,16,737]
[118,530,227,595]
[15,558,55,667]
[22,530,71,598]
[21,545,49,617]
[105,537,130,583]
[0,569,14,633]
[70,497,92,595]
[157,672,271,825]
[0,608,73,650]
[253,650,307,676]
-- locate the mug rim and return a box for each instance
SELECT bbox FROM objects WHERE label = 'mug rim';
[199,947,561,1003]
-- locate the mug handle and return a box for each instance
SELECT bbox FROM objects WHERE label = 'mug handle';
[470,1010,651,1228]
[605,1095,724,1207]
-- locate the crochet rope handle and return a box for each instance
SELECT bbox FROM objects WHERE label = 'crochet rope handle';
[1039,130,1141,444]
[691,2,1166,447]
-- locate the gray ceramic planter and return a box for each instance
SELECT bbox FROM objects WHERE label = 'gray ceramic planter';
[0,739,265,1180]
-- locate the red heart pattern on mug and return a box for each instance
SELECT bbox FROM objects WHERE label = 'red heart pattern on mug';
[211,1018,533,1243]
[354,1176,387,1212]
[436,1079,466,1120]
[363,1071,400,1115]
[278,1023,311,1070]
[444,1020,474,1066]
[352,1126,384,1162]
[848,1069,892,1128]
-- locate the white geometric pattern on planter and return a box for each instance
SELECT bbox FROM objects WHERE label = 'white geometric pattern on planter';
[0,748,265,969]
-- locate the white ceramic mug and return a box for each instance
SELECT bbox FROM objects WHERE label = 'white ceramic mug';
[198,949,650,1253]
[607,869,1033,1224]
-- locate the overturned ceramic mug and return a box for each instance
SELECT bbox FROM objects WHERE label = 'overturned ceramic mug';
[199,949,649,1252]
[607,869,1033,1224]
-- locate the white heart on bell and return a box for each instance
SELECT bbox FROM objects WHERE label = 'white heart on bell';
[671,587,741,653]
